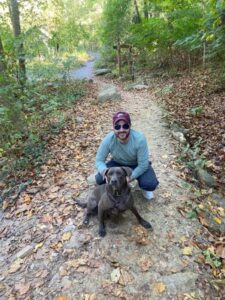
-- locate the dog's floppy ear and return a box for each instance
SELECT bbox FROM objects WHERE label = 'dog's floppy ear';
[102,168,109,177]
[121,167,132,177]
[102,168,109,183]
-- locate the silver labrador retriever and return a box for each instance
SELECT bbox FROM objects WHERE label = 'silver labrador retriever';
[76,166,153,237]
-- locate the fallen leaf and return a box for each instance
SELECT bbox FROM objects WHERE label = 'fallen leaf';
[49,186,60,193]
[0,283,6,293]
[50,241,63,251]
[9,259,23,273]
[198,204,205,210]
[40,269,49,278]
[161,192,172,198]
[215,244,225,259]
[132,225,149,245]
[23,194,32,204]
[167,231,175,241]
[83,294,97,300]
[55,296,70,300]
[111,268,121,283]
[66,258,88,269]
[183,292,197,300]
[217,207,225,217]
[214,217,222,224]
[138,256,152,272]
[48,193,58,200]
[181,247,193,256]
[0,181,6,188]
[14,283,30,295]
[198,215,209,226]
[2,200,11,210]
[62,232,72,241]
[153,282,166,293]
[70,183,80,189]
[0,226,8,238]
[180,236,187,243]
[119,268,134,285]
[177,207,188,217]
[34,242,44,252]
[41,213,53,223]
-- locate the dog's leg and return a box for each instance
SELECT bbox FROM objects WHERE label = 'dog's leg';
[98,208,106,237]
[83,197,98,225]
[83,210,91,225]
[130,206,153,231]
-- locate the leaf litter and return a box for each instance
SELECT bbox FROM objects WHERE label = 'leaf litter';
[1,78,224,299]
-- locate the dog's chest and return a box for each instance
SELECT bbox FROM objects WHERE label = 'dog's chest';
[108,194,130,213]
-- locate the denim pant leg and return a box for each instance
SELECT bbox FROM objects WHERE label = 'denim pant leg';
[95,160,123,185]
[137,163,159,191]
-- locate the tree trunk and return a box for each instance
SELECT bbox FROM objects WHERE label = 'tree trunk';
[133,0,141,23]
[143,0,148,19]
[128,46,134,80]
[0,35,6,75]
[117,40,122,77]
[203,42,206,68]
[8,0,26,85]
[220,8,225,26]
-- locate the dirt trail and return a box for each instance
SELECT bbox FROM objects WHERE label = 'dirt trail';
[0,78,216,300]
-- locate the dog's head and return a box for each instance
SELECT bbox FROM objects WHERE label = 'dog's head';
[103,166,132,190]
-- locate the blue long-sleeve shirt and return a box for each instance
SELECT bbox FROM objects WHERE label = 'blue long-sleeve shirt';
[95,129,150,179]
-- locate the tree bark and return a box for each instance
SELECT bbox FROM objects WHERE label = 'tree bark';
[0,35,6,74]
[117,39,122,77]
[8,0,26,85]
[128,46,134,80]
[220,8,225,26]
[143,0,148,19]
[133,0,141,23]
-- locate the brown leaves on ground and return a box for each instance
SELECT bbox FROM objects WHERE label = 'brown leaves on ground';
[1,81,122,299]
[101,281,131,300]
[153,282,167,294]
[14,282,30,296]
[156,69,225,190]
[131,225,150,245]
[138,255,152,272]
[215,237,225,259]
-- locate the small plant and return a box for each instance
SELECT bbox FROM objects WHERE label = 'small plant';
[190,106,204,117]
[203,249,222,268]
[161,83,174,94]
[186,206,200,219]
[61,56,78,80]
[178,138,206,170]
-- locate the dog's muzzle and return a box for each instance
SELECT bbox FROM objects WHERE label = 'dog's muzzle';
[110,179,118,186]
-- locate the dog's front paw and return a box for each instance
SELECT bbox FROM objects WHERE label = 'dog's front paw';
[83,217,89,225]
[140,219,153,231]
[99,225,106,237]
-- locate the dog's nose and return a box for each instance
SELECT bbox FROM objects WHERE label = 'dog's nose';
[111,179,117,186]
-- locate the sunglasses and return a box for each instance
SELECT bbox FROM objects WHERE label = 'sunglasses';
[114,123,130,130]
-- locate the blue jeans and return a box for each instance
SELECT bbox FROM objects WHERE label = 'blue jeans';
[95,160,159,191]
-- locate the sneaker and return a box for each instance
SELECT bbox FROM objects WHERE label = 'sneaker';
[142,190,154,201]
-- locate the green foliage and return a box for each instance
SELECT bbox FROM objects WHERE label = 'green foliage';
[0,76,85,181]
[203,249,222,268]
[100,0,132,44]
[178,138,206,171]
[24,26,49,59]
[190,106,204,117]
[162,84,174,94]
[186,206,199,219]
[99,0,225,69]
